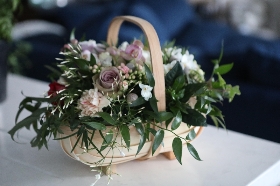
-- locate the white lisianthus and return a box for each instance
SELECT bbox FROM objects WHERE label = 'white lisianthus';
[180,50,199,73]
[139,83,153,101]
[163,60,177,75]
[165,47,182,61]
[77,88,110,117]
[142,50,151,66]
[118,41,129,51]
[99,52,112,66]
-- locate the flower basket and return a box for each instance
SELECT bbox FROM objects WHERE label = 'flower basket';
[9,15,240,181]
[59,16,204,167]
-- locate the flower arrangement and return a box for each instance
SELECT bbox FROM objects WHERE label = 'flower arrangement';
[8,18,240,182]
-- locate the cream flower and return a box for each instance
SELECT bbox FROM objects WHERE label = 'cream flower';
[181,50,199,73]
[163,60,177,75]
[118,41,129,51]
[139,83,153,101]
[142,50,151,67]
[165,47,183,61]
[77,88,110,117]
[99,52,112,67]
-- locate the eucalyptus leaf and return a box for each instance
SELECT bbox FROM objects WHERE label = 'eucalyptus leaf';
[187,143,202,161]
[152,130,164,155]
[172,137,182,164]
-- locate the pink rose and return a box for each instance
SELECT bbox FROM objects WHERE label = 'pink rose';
[121,40,144,61]
[92,67,121,94]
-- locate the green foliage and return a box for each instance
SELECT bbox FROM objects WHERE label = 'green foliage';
[0,0,20,41]
[187,143,202,161]
[172,137,183,164]
[165,62,184,87]
[152,129,164,155]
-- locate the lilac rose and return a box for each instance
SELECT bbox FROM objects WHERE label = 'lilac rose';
[92,67,121,94]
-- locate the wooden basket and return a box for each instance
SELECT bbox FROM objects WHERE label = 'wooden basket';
[59,16,203,169]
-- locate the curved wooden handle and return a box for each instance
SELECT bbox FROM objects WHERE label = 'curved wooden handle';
[107,16,166,112]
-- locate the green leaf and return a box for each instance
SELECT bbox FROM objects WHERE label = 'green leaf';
[129,97,146,107]
[120,125,130,148]
[54,131,78,140]
[186,129,196,140]
[187,143,202,161]
[214,63,233,75]
[83,130,89,149]
[98,112,116,125]
[134,123,144,135]
[100,130,113,151]
[75,59,89,71]
[181,83,205,102]
[171,111,182,130]
[172,75,185,91]
[144,63,155,87]
[149,96,158,113]
[157,111,173,122]
[165,62,184,88]
[89,54,97,66]
[8,107,48,140]
[152,130,164,155]
[83,122,106,130]
[45,65,62,77]
[136,133,146,155]
[182,109,207,126]
[227,85,241,102]
[217,73,226,87]
[165,117,173,129]
[172,137,182,164]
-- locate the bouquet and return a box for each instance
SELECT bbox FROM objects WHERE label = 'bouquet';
[9,16,240,182]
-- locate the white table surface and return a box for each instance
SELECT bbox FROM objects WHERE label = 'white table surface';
[1,74,280,186]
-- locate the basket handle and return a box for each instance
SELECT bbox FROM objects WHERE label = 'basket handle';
[107,16,166,112]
